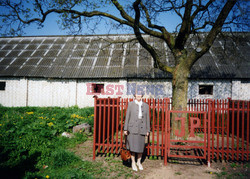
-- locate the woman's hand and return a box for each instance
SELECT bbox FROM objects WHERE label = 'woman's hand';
[124,131,128,135]
[146,132,149,136]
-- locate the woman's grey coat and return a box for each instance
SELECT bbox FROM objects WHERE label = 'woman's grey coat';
[124,101,150,135]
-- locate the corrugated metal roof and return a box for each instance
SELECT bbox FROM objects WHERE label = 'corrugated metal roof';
[0,33,249,79]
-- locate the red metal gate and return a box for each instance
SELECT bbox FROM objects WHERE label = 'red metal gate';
[93,97,250,165]
[164,110,209,165]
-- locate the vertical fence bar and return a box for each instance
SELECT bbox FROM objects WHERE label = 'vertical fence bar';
[157,99,160,156]
[207,100,211,167]
[161,98,165,156]
[164,98,169,165]
[115,98,119,153]
[98,99,102,153]
[222,100,225,160]
[217,99,220,160]
[247,101,249,161]
[111,99,115,153]
[227,99,230,160]
[242,101,245,161]
[152,99,155,156]
[107,98,110,153]
[93,96,97,160]
[103,98,106,153]
[232,100,235,160]
[120,98,124,150]
[212,100,215,160]
[148,98,151,156]
[237,101,240,160]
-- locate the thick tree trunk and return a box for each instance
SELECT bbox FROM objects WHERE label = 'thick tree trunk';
[171,62,190,139]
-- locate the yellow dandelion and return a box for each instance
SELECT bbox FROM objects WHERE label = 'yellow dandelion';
[40,122,43,125]
[47,122,54,127]
[20,117,23,119]
[52,118,55,120]
[0,124,2,126]
[46,175,49,179]
[210,172,213,174]
[26,112,34,115]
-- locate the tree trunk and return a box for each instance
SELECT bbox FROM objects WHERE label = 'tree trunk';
[171,62,190,139]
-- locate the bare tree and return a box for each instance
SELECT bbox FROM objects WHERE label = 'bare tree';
[0,0,248,135]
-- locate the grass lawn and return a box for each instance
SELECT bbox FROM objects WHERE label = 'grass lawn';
[0,106,135,179]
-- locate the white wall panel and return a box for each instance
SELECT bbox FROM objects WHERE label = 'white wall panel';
[28,78,77,107]
[0,77,27,107]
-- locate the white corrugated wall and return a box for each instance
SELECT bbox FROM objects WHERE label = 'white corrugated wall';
[0,78,27,107]
[28,78,77,107]
[0,77,250,107]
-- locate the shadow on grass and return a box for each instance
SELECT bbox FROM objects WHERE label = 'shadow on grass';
[0,150,41,179]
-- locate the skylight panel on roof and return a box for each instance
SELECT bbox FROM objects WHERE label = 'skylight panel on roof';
[31,50,46,57]
[5,51,21,58]
[45,50,60,57]
[107,66,123,77]
[0,58,13,66]
[25,58,41,65]
[11,58,27,66]
[71,50,84,58]
[13,44,27,50]
[80,57,95,67]
[66,58,81,67]
[2,44,14,50]
[0,51,8,57]
[38,44,51,49]
[42,39,56,44]
[109,57,123,66]
[26,44,39,50]
[91,66,107,77]
[95,57,109,66]
[8,39,22,44]
[52,58,68,66]
[38,59,54,66]
[85,49,98,57]
[19,50,33,57]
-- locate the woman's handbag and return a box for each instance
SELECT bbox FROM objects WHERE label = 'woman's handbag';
[120,135,131,161]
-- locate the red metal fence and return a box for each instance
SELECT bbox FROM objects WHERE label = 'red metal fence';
[93,97,250,165]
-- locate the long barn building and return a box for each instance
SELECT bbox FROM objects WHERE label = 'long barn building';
[0,33,249,107]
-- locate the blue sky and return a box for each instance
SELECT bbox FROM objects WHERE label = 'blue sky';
[10,1,181,37]
[0,1,249,37]
[22,12,180,36]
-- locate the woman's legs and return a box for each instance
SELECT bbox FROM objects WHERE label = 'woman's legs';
[131,152,137,171]
[136,153,143,170]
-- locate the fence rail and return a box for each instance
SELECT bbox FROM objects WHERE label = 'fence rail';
[93,97,250,165]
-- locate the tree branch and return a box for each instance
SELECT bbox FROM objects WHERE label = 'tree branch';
[133,0,174,73]
[139,1,175,50]
[187,0,237,69]
[174,0,193,51]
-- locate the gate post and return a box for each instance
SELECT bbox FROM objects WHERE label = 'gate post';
[164,98,169,165]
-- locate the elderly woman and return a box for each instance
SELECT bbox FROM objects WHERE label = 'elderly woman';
[124,91,150,171]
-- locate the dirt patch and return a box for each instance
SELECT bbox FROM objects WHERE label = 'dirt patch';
[72,137,249,179]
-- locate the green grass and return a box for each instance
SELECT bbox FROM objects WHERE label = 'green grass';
[0,106,136,179]
[0,106,96,178]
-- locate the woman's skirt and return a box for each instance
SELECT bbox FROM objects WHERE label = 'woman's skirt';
[126,133,145,153]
